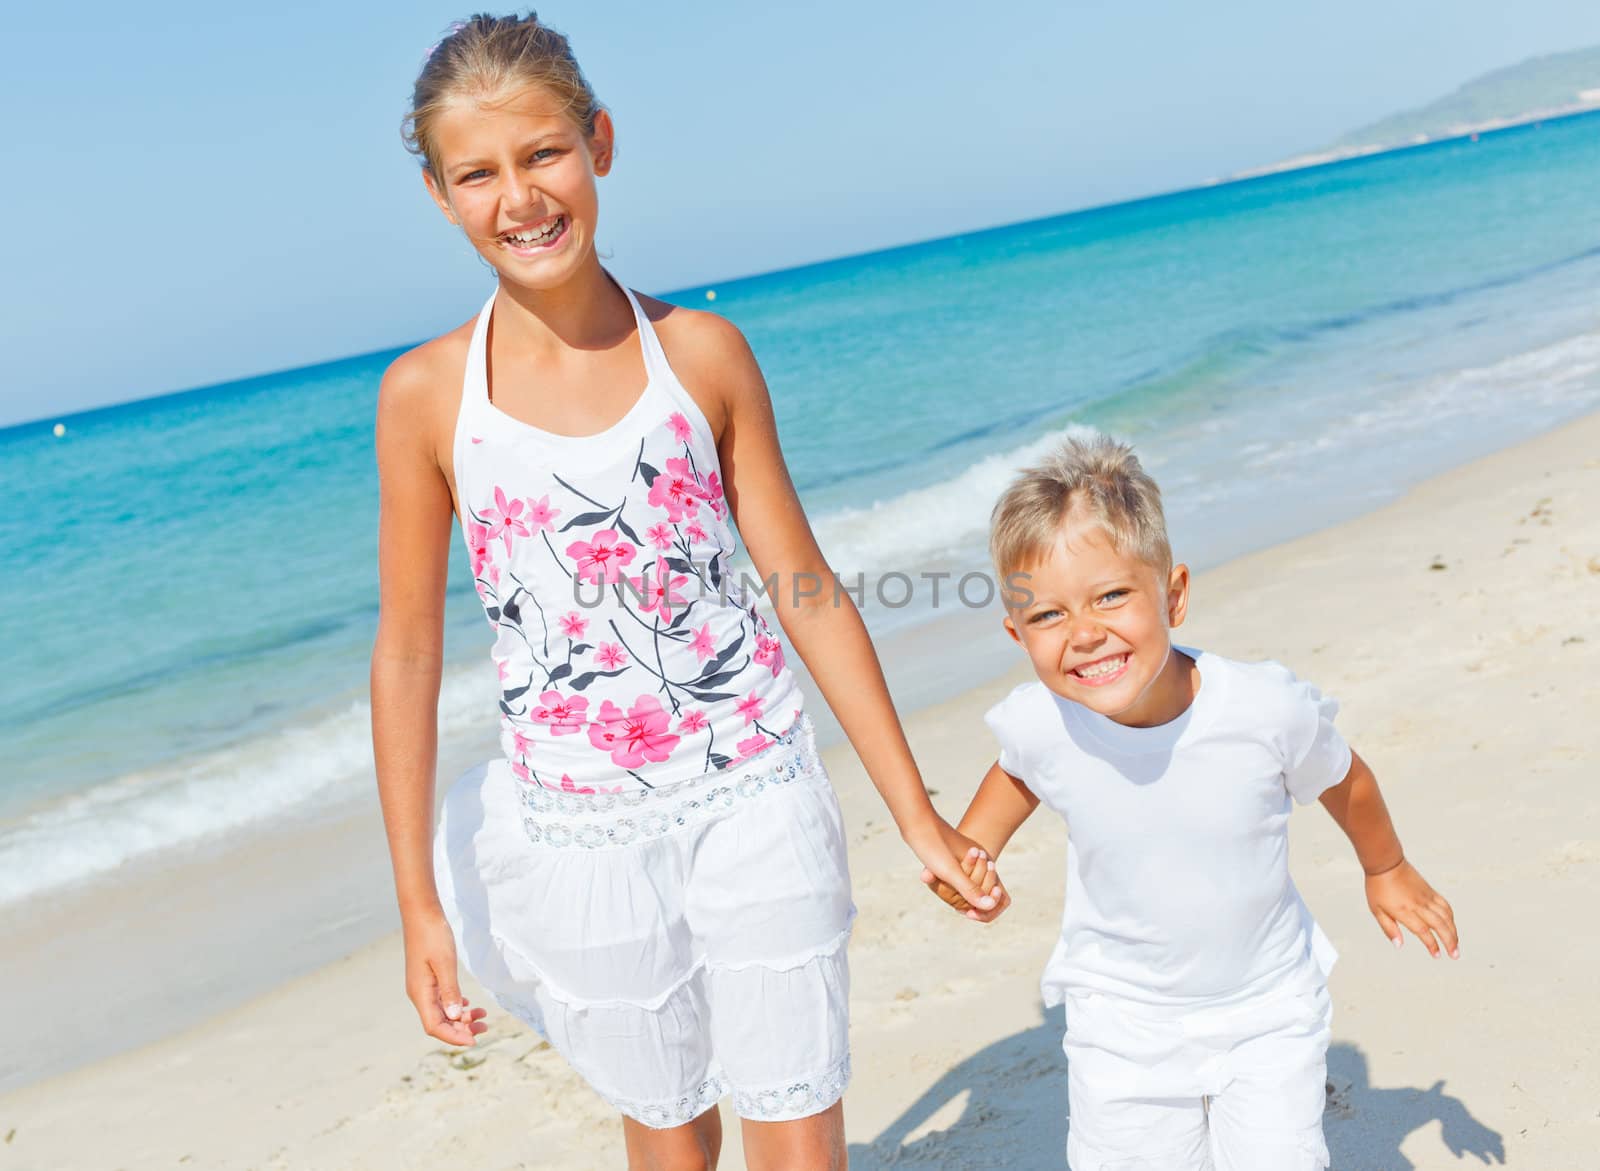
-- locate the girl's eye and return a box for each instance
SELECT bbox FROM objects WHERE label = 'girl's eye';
[529,148,560,163]
[461,169,491,183]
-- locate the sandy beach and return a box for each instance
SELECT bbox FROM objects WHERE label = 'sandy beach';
[3,409,1596,1170]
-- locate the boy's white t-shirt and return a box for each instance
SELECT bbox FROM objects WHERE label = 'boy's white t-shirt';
[984,647,1352,1009]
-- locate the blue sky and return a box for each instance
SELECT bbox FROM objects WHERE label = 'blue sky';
[4,0,1598,425]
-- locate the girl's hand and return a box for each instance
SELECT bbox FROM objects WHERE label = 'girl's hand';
[1366,858,1459,959]
[922,843,1010,923]
[403,908,488,1046]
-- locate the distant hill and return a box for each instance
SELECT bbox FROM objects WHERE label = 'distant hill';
[1333,44,1600,149]
[1232,45,1600,180]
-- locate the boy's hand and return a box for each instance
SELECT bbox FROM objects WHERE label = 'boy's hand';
[921,844,1010,923]
[1366,858,1459,959]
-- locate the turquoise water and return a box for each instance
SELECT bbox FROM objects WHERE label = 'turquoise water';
[3,111,1598,901]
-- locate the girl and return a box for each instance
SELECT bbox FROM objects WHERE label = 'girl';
[369,13,995,1170]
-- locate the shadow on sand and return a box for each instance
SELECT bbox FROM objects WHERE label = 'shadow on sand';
[848,1009,1505,1169]
[1324,1042,1505,1169]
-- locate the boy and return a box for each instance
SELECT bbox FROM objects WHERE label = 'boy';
[926,435,1458,1169]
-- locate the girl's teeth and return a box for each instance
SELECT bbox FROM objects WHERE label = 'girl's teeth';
[505,217,564,246]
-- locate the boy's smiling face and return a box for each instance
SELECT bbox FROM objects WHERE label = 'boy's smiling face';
[1004,517,1194,727]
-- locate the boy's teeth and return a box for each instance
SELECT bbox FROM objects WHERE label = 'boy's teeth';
[1074,654,1126,678]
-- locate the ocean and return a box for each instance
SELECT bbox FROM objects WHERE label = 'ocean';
[2,110,1597,906]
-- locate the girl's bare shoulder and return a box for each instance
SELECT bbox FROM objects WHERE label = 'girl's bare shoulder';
[380,318,474,405]
[635,294,764,437]
[376,317,477,444]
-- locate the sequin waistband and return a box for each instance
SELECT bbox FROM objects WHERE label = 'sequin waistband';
[516,715,823,850]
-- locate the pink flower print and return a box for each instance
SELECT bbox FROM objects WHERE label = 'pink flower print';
[753,633,786,677]
[567,529,638,584]
[557,774,622,795]
[587,696,681,768]
[646,522,674,551]
[702,471,727,519]
[510,759,533,784]
[628,563,691,624]
[735,733,773,762]
[531,690,588,736]
[678,709,708,733]
[558,611,589,640]
[482,485,532,553]
[467,521,494,578]
[736,694,765,726]
[594,642,629,670]
[689,623,716,662]
[510,727,536,759]
[525,494,561,532]
[470,436,484,445]
[648,457,711,522]
[685,521,708,544]
[667,412,693,443]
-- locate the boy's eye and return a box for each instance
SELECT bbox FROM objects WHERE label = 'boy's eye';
[1098,590,1128,605]
[1029,608,1062,624]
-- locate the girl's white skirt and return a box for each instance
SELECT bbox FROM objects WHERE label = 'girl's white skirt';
[433,714,854,1128]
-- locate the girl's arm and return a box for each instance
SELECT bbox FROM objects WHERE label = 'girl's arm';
[371,346,487,1047]
[1318,750,1459,959]
[687,313,996,913]
[923,760,1041,918]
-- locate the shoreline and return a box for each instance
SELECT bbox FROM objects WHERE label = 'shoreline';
[4,404,1598,1093]
[5,407,1597,1167]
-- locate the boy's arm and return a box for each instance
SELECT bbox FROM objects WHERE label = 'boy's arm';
[922,761,1041,920]
[960,761,1041,858]
[1318,750,1459,959]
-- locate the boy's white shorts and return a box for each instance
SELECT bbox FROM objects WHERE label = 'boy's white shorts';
[1063,983,1332,1170]
[434,715,855,1128]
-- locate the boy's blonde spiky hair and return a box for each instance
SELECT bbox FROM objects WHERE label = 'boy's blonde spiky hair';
[989,433,1172,587]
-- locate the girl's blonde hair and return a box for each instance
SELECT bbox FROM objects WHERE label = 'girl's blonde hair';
[402,12,603,186]
[989,434,1172,584]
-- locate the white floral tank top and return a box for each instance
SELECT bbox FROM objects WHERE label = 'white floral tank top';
[453,279,802,793]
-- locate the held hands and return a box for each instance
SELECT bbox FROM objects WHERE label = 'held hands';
[920,839,1011,923]
[1366,857,1459,959]
[902,815,1003,919]
[404,908,489,1047]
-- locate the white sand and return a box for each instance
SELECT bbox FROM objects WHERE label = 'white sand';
[4,412,1596,1169]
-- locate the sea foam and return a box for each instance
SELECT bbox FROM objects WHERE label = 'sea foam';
[0,664,496,906]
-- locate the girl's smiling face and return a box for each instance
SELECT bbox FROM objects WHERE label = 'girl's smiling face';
[424,85,614,289]
[1004,518,1193,727]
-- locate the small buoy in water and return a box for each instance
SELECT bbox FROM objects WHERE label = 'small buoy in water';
[1470,132,1479,143]
[705,289,717,302]
[52,423,66,438]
